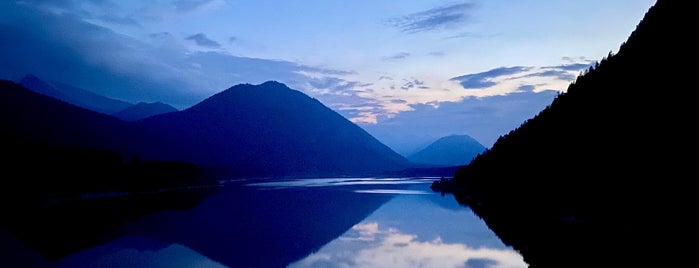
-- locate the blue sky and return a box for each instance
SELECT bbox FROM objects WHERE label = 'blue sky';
[0,0,656,152]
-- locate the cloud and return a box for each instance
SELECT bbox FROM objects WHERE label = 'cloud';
[388,2,477,33]
[552,62,593,71]
[561,56,591,63]
[362,90,560,149]
[290,222,527,268]
[400,79,430,90]
[173,0,224,12]
[149,32,172,39]
[518,69,576,81]
[452,67,531,89]
[356,62,591,148]
[185,33,221,48]
[382,52,411,61]
[0,1,359,110]
[98,14,140,26]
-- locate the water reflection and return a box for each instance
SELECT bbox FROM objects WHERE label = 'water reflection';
[55,236,225,268]
[20,177,526,268]
[288,184,528,268]
[290,222,525,268]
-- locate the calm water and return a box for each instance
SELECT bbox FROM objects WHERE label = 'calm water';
[51,177,527,268]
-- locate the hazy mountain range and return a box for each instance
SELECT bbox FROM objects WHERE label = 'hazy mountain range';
[18,75,178,121]
[407,135,485,166]
[111,101,178,121]
[1,79,412,178]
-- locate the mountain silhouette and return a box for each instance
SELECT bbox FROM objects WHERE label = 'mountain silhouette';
[448,0,690,267]
[18,74,133,114]
[1,80,137,154]
[112,102,178,121]
[135,81,411,177]
[407,134,485,166]
[2,79,409,178]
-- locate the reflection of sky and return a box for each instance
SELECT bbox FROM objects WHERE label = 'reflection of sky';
[49,178,525,268]
[289,184,528,268]
[245,177,438,189]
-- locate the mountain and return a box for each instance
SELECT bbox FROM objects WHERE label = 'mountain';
[135,81,411,177]
[112,102,178,121]
[407,135,485,166]
[0,79,137,154]
[2,78,410,177]
[18,74,133,114]
[447,1,690,267]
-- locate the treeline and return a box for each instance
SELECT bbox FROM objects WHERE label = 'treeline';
[449,0,690,267]
[1,138,218,204]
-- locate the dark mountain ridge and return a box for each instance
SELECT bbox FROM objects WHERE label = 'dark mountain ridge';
[0,80,138,154]
[447,0,691,267]
[136,81,410,177]
[1,79,410,179]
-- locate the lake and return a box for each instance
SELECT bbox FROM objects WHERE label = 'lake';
[8,177,527,268]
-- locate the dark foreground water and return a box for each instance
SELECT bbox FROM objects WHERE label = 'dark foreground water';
[5,177,526,268]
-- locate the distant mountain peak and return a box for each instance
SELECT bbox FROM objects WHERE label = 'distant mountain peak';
[112,101,178,121]
[18,74,66,100]
[17,74,132,114]
[19,74,40,82]
[408,134,486,166]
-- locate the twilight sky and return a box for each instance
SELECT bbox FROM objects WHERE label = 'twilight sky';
[0,0,656,153]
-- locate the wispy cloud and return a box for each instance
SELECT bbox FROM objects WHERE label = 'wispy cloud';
[388,2,477,33]
[400,79,430,90]
[552,63,593,71]
[0,1,364,110]
[185,33,221,48]
[382,52,411,61]
[519,69,576,81]
[452,67,531,89]
[444,31,500,40]
[98,14,140,26]
[149,32,172,39]
[173,0,224,12]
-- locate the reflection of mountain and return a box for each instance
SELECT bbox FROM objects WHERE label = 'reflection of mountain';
[112,185,395,268]
[1,79,413,264]
[450,1,689,267]
[290,184,527,268]
[408,135,485,166]
[1,188,216,263]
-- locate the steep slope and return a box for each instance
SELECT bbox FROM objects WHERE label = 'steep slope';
[112,102,178,121]
[0,80,137,155]
[407,135,485,166]
[449,0,690,267]
[1,79,409,178]
[135,81,411,177]
[19,75,133,114]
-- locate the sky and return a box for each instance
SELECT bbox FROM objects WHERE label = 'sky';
[0,0,656,153]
